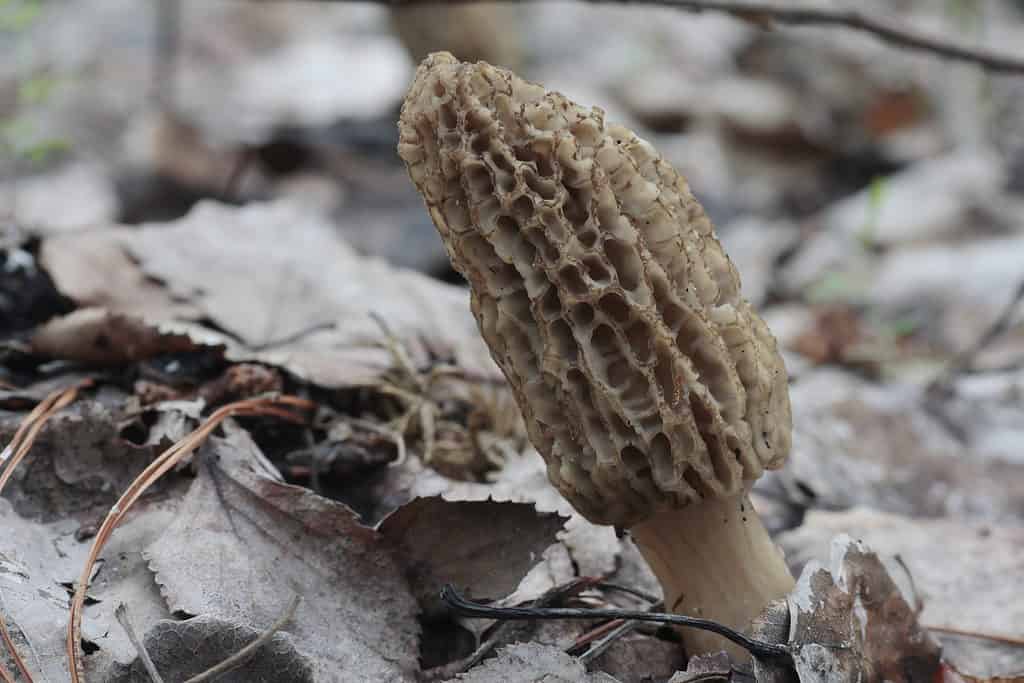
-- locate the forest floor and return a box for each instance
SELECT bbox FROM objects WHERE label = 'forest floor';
[1,1,1023,681]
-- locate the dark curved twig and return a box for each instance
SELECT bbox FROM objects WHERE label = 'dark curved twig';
[283,0,1024,75]
[441,584,792,663]
[601,0,1024,74]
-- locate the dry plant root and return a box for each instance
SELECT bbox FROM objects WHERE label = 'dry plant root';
[369,315,524,479]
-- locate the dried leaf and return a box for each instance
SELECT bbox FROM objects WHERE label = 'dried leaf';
[39,200,497,388]
[0,501,86,681]
[782,532,942,683]
[0,399,183,521]
[143,425,421,681]
[667,652,733,682]
[938,661,1024,683]
[787,534,941,682]
[0,497,179,679]
[30,307,210,365]
[379,497,566,613]
[39,227,200,322]
[760,368,1024,522]
[105,615,314,683]
[780,509,1024,677]
[590,632,685,682]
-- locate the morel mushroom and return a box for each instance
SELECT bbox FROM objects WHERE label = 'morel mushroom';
[397,53,794,658]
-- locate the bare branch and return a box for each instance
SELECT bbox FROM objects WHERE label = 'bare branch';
[604,0,1024,74]
[288,0,1024,74]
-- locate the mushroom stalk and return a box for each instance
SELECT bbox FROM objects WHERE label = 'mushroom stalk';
[630,492,795,659]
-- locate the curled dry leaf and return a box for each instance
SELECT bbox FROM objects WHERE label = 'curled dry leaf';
[787,534,941,683]
[780,508,1024,677]
[30,307,211,365]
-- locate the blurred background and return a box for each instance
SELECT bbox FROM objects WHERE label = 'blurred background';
[3,0,1024,382]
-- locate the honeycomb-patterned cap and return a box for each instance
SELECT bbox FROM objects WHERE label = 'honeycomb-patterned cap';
[398,53,791,527]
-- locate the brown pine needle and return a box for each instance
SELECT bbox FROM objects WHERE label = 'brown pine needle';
[926,624,1024,648]
[0,618,28,683]
[0,379,93,495]
[66,395,314,683]
[0,378,92,683]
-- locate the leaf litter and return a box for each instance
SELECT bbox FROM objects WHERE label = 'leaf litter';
[4,1,1024,681]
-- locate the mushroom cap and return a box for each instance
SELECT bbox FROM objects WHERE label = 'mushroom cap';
[398,53,791,527]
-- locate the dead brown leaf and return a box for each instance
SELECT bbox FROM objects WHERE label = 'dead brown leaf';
[105,614,314,683]
[143,425,421,682]
[0,398,183,522]
[39,200,497,388]
[667,652,734,682]
[781,510,1024,678]
[787,534,941,682]
[379,497,566,614]
[30,308,211,365]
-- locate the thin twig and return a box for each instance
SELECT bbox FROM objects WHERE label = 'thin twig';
[576,619,637,663]
[183,595,302,683]
[570,581,664,661]
[281,0,1024,74]
[925,624,1024,648]
[441,584,791,662]
[573,593,665,663]
[930,277,1024,389]
[594,581,663,606]
[115,604,165,683]
[672,673,733,683]
[424,577,598,680]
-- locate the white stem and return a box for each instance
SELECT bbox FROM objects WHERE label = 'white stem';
[629,493,795,661]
